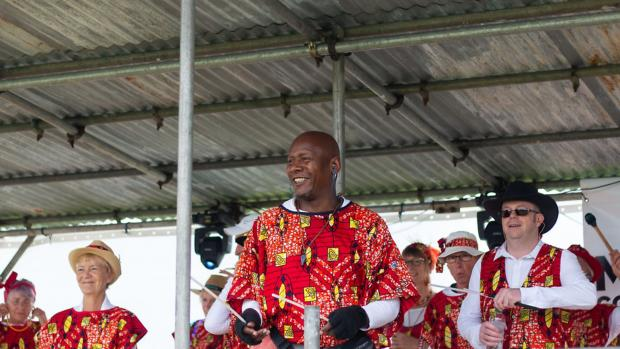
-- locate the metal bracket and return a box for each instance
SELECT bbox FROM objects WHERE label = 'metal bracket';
[31,119,44,141]
[67,125,85,148]
[398,203,405,221]
[306,41,324,67]
[280,94,291,118]
[570,67,580,93]
[113,209,121,224]
[416,189,424,203]
[153,107,164,130]
[157,172,174,189]
[385,93,404,115]
[419,81,430,106]
[452,148,470,166]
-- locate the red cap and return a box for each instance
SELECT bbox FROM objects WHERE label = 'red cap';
[568,245,603,283]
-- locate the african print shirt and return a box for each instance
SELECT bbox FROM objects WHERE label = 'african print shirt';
[562,303,617,347]
[189,319,224,349]
[228,200,419,348]
[36,306,146,349]
[420,289,472,349]
[0,320,40,349]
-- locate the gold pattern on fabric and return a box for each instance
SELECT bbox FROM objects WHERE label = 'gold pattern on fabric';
[283,325,294,339]
[130,334,138,343]
[520,309,530,321]
[305,247,312,266]
[77,337,83,349]
[64,316,72,333]
[304,287,317,302]
[328,214,335,227]
[378,334,388,347]
[118,319,126,330]
[259,273,265,288]
[549,247,556,259]
[47,323,57,334]
[333,285,340,302]
[545,275,554,287]
[327,248,339,261]
[300,215,310,228]
[560,310,570,324]
[353,250,360,263]
[279,216,285,231]
[259,226,268,241]
[81,317,91,327]
[278,284,287,309]
[371,290,381,301]
[545,309,553,328]
[445,303,451,315]
[367,226,376,240]
[444,326,452,348]
[349,218,358,229]
[275,253,287,266]
[545,342,554,349]
[18,338,24,349]
[492,270,500,291]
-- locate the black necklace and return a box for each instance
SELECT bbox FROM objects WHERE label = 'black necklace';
[296,197,343,267]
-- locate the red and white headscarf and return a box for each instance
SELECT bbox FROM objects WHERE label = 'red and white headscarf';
[436,231,483,272]
[0,271,36,302]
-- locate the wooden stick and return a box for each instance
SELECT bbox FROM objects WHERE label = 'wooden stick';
[270,293,329,321]
[191,276,246,324]
[585,213,613,253]
[430,283,540,311]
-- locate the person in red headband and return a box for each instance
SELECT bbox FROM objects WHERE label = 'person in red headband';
[0,271,46,349]
[392,242,439,349]
[420,231,482,349]
[561,245,620,347]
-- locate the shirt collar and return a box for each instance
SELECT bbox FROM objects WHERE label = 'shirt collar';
[281,197,351,212]
[74,295,114,311]
[494,239,544,261]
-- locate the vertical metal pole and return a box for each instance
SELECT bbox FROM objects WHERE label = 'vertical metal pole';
[175,0,195,348]
[0,235,36,281]
[332,57,346,195]
[304,306,321,349]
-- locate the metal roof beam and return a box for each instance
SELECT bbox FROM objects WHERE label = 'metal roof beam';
[0,6,619,90]
[0,181,581,231]
[0,93,171,186]
[1,127,618,187]
[2,63,619,136]
[263,0,497,185]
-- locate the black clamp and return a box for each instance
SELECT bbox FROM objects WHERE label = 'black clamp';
[153,107,164,130]
[280,94,291,118]
[157,172,174,189]
[67,125,85,148]
[570,67,580,93]
[419,81,430,106]
[452,148,470,166]
[385,94,404,115]
[31,119,44,141]
[112,209,121,224]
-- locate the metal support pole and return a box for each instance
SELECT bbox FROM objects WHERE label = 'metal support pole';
[332,57,346,195]
[304,306,321,349]
[0,235,36,281]
[174,0,195,348]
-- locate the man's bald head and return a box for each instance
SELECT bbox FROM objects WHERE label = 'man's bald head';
[289,131,340,160]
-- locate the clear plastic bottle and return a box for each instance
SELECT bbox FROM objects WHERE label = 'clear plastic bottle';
[490,308,506,349]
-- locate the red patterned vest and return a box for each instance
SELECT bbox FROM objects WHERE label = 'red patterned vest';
[480,243,564,348]
[420,291,472,349]
[0,320,40,349]
[562,303,616,347]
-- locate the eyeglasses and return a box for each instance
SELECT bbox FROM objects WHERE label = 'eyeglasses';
[404,258,427,267]
[501,208,540,218]
[444,254,474,264]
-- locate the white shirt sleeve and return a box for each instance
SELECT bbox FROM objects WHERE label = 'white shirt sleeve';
[457,257,485,349]
[204,277,234,334]
[362,299,400,329]
[606,306,620,346]
[520,250,597,310]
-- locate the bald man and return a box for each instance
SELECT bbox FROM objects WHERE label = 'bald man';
[228,131,419,349]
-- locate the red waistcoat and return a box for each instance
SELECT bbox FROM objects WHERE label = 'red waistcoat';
[480,244,565,348]
[563,303,616,347]
[420,291,472,349]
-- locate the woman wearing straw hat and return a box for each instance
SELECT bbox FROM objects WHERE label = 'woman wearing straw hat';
[184,274,228,349]
[0,271,47,349]
[37,240,147,349]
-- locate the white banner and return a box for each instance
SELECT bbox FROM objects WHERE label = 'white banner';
[582,177,620,304]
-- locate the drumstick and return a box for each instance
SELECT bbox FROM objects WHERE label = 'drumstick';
[430,283,540,311]
[585,213,613,253]
[270,293,329,321]
[190,276,246,324]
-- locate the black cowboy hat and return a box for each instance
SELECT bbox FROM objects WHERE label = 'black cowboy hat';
[483,181,558,234]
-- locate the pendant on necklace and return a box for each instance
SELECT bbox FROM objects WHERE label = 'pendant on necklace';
[300,253,306,267]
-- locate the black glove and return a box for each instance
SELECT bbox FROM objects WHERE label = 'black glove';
[327,305,369,340]
[234,309,263,345]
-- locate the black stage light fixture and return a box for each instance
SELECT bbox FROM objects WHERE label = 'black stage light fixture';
[193,206,239,269]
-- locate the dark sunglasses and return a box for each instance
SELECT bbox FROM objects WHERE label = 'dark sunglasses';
[501,208,540,218]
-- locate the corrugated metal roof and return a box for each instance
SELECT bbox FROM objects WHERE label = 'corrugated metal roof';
[1,0,619,225]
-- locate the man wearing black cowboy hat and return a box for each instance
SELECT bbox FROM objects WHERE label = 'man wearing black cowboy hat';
[458,181,596,349]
